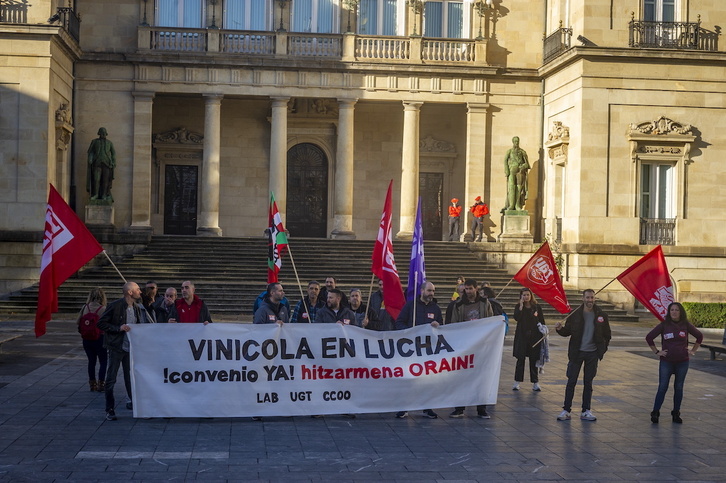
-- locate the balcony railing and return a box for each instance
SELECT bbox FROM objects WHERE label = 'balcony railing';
[56,7,80,43]
[629,17,718,51]
[640,218,675,245]
[138,27,490,66]
[543,24,572,64]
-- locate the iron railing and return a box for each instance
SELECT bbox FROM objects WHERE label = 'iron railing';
[543,25,572,63]
[629,18,717,51]
[640,218,675,245]
[56,7,80,43]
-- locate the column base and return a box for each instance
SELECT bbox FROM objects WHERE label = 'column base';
[330,230,356,240]
[197,226,223,236]
[395,231,413,241]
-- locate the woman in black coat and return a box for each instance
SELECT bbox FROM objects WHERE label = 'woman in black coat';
[512,288,547,391]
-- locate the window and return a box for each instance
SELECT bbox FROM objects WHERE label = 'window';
[640,163,675,219]
[643,0,675,22]
[424,0,464,38]
[291,0,339,33]
[224,0,272,31]
[358,0,398,36]
[157,0,205,28]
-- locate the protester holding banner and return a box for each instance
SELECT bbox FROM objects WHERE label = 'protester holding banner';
[97,281,148,421]
[512,288,547,392]
[349,288,378,328]
[645,302,703,424]
[290,281,325,323]
[317,289,357,326]
[253,283,289,325]
[76,287,107,393]
[394,281,443,419]
[449,279,494,419]
[555,289,611,422]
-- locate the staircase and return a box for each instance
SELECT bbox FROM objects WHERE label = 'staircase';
[0,236,638,323]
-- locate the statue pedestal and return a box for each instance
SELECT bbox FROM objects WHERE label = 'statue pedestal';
[86,204,116,239]
[499,210,533,243]
[86,204,114,226]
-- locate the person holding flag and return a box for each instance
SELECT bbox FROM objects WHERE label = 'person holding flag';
[555,289,611,422]
[512,288,547,392]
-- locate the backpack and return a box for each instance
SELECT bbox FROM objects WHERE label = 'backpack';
[79,304,103,340]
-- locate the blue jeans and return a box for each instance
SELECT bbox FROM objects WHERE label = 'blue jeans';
[653,359,689,413]
[563,350,599,412]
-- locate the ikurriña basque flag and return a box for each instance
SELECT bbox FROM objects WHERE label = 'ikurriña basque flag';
[267,192,288,283]
[406,197,426,302]
[35,185,103,337]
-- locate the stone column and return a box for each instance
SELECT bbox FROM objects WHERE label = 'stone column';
[464,102,489,241]
[269,97,290,221]
[198,94,223,236]
[130,91,155,232]
[396,101,423,240]
[331,98,358,239]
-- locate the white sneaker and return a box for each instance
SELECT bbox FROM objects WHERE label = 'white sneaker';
[532,383,541,392]
[580,410,597,421]
[557,410,571,421]
[512,383,520,391]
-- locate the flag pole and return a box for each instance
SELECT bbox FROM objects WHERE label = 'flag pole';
[365,273,376,314]
[286,245,310,323]
[594,277,617,296]
[102,250,127,283]
[496,277,514,299]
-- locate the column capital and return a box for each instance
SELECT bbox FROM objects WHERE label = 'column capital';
[270,96,291,108]
[466,102,490,113]
[337,98,358,108]
[203,93,224,104]
[132,91,155,101]
[402,100,424,111]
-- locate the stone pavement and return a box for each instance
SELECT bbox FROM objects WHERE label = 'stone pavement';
[0,319,725,482]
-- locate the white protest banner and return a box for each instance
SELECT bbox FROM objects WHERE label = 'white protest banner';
[128,317,505,418]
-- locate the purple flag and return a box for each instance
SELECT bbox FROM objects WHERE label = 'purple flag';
[406,198,426,302]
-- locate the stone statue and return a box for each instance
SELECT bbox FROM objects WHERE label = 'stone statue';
[503,136,530,211]
[86,127,116,203]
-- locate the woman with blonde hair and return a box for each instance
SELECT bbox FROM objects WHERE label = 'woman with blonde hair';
[512,288,547,391]
[76,287,107,392]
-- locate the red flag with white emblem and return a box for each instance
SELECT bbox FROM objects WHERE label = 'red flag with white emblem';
[617,245,673,321]
[371,180,405,319]
[514,241,571,314]
[35,185,103,337]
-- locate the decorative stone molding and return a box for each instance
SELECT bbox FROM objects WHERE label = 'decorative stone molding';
[419,135,456,154]
[289,98,339,117]
[626,116,696,165]
[544,121,569,166]
[54,103,74,151]
[153,127,204,145]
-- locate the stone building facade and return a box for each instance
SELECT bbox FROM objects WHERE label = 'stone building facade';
[1,0,724,309]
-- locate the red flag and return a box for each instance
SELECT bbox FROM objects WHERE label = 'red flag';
[371,180,405,319]
[267,192,288,283]
[514,241,571,314]
[617,245,673,321]
[35,185,104,337]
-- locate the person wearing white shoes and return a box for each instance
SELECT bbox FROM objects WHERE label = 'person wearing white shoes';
[512,288,547,393]
[555,289,611,422]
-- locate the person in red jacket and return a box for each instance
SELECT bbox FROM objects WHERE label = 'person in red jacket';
[168,281,212,324]
[448,198,462,241]
[469,196,489,241]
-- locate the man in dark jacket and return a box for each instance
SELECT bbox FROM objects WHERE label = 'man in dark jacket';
[394,281,442,419]
[316,289,357,325]
[369,279,394,331]
[554,289,612,422]
[97,281,147,421]
[290,281,325,323]
[254,283,289,325]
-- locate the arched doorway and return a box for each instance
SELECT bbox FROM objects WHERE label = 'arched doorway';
[286,143,328,238]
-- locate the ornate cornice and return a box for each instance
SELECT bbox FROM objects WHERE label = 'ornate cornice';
[153,127,204,144]
[627,116,692,136]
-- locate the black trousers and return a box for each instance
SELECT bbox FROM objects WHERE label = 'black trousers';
[105,349,131,412]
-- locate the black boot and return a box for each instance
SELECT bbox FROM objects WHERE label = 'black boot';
[671,410,682,423]
[650,410,659,424]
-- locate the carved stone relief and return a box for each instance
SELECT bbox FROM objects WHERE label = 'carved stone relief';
[545,121,569,166]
